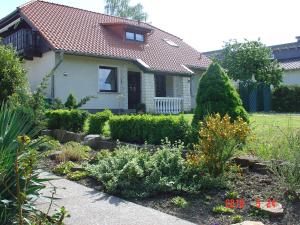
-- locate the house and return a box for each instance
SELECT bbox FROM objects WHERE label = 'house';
[203,36,300,86]
[0,0,211,114]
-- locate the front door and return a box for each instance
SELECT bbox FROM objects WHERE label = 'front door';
[128,72,141,109]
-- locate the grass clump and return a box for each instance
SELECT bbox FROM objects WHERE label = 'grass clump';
[67,171,89,181]
[53,161,77,175]
[56,142,91,162]
[171,196,188,208]
[225,191,239,199]
[231,215,243,223]
[212,205,234,214]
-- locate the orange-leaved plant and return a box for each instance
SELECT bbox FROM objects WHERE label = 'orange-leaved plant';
[193,113,250,177]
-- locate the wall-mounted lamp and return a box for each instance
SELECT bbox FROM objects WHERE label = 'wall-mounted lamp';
[63,72,69,77]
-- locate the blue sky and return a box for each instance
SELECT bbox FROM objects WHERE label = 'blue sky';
[1,0,300,52]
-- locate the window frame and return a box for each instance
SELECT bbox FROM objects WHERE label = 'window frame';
[125,31,145,42]
[98,66,118,93]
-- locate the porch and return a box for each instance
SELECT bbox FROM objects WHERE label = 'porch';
[140,73,191,114]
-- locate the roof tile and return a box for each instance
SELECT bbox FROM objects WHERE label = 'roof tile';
[19,0,210,73]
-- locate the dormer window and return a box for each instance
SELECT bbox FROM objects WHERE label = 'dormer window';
[125,31,144,42]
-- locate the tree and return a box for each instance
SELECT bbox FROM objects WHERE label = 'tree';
[104,0,148,21]
[64,94,77,109]
[0,44,27,102]
[222,39,283,87]
[192,62,249,127]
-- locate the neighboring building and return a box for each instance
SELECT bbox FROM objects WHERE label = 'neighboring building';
[0,0,211,113]
[203,36,300,86]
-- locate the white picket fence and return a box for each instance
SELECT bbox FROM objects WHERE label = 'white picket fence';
[154,97,183,114]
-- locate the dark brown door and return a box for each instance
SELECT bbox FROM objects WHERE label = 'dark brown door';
[128,72,141,109]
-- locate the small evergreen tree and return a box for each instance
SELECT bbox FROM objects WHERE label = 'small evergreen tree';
[64,94,77,109]
[192,62,249,127]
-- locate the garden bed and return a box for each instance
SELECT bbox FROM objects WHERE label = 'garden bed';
[39,153,300,225]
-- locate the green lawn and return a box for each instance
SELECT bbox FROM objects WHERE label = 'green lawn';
[183,113,300,128]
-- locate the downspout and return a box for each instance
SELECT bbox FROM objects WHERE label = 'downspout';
[51,51,64,99]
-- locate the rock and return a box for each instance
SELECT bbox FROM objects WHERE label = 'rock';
[47,151,62,160]
[70,165,85,172]
[250,201,284,216]
[232,221,264,225]
[82,135,103,149]
[241,166,249,174]
[94,185,103,191]
[41,129,53,136]
[232,155,260,167]
[52,129,85,144]
[251,162,270,174]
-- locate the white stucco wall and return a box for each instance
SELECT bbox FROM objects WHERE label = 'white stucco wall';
[23,51,56,97]
[53,54,142,110]
[283,70,300,85]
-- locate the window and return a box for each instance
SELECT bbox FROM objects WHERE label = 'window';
[99,66,118,92]
[126,32,135,40]
[125,31,144,42]
[135,33,144,42]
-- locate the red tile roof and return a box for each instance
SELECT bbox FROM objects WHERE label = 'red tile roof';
[17,0,210,74]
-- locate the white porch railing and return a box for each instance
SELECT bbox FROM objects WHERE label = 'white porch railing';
[154,97,183,114]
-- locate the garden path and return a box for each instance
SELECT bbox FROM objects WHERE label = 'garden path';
[35,171,196,225]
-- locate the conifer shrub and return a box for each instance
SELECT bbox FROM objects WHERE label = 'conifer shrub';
[192,62,248,127]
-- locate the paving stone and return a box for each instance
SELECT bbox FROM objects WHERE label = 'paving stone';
[232,221,264,225]
[35,172,195,225]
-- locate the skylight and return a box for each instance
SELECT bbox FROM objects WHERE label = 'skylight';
[163,39,179,47]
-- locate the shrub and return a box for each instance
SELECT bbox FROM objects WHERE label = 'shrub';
[109,114,190,145]
[88,109,113,134]
[272,85,300,112]
[0,104,66,224]
[33,135,61,152]
[192,62,248,127]
[0,45,27,102]
[87,141,223,198]
[194,113,250,177]
[45,109,89,132]
[55,142,91,162]
[171,196,188,208]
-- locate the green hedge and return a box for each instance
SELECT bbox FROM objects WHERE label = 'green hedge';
[272,85,300,112]
[45,109,89,132]
[109,114,190,145]
[88,109,113,134]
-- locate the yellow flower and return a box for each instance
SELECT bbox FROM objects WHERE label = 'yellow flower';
[17,135,31,145]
